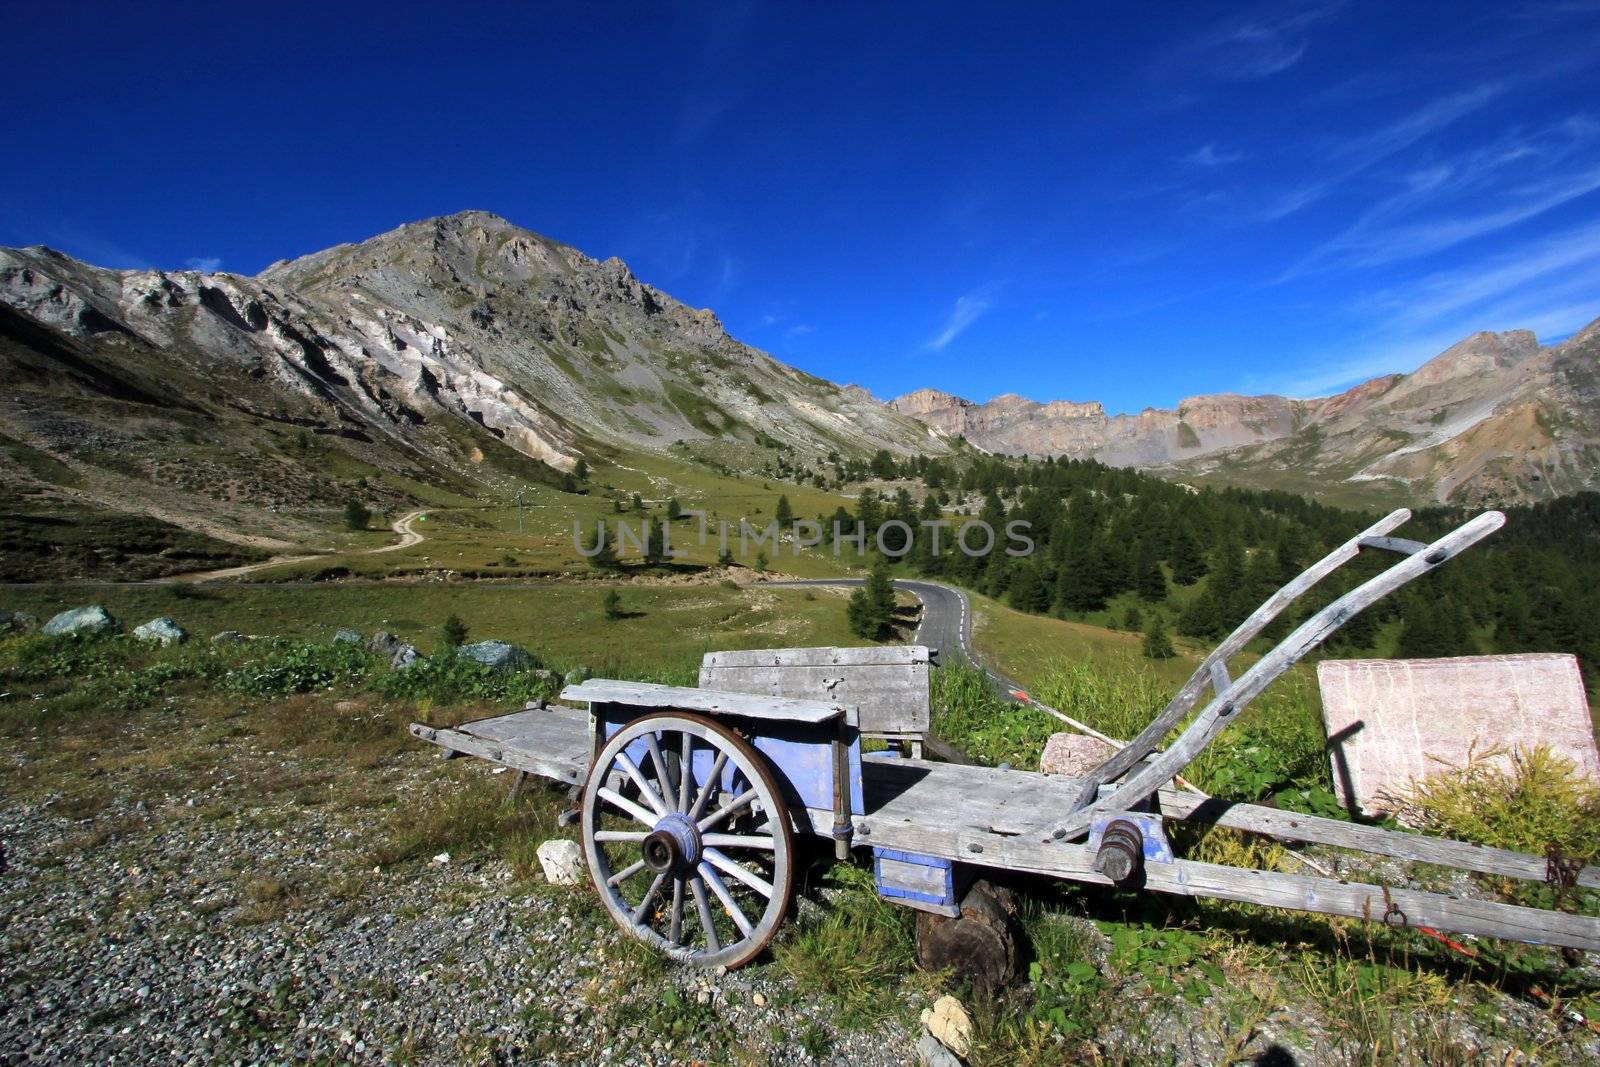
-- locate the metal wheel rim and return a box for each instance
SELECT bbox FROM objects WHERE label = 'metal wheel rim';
[580,711,794,969]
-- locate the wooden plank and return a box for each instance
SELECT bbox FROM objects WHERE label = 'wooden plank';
[410,722,586,786]
[702,645,932,668]
[701,645,931,736]
[1146,859,1600,952]
[1155,789,1600,890]
[560,680,855,726]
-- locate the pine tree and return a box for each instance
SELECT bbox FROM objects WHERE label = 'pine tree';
[440,613,468,648]
[1122,605,1144,632]
[584,522,618,570]
[1008,560,1050,613]
[603,589,623,621]
[1134,540,1167,602]
[848,558,896,639]
[643,521,668,566]
[1169,525,1207,585]
[775,495,794,527]
[574,457,589,480]
[667,497,682,521]
[1142,615,1176,660]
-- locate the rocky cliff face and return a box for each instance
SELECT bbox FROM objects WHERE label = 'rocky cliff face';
[893,321,1600,505]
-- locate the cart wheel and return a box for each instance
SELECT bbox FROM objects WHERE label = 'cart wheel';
[580,711,794,969]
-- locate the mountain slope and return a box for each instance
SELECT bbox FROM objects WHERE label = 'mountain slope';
[892,320,1600,506]
[0,212,946,549]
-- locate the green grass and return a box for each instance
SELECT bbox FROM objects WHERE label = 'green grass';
[0,581,878,675]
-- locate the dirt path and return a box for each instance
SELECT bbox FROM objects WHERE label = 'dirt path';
[172,509,430,583]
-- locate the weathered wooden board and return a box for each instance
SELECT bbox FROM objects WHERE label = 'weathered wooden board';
[409,705,591,786]
[1318,653,1600,817]
[700,645,930,737]
[561,679,856,726]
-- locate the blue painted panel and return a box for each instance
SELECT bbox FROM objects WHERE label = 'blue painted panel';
[873,848,956,906]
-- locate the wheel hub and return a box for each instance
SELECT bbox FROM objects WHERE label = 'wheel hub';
[644,812,701,873]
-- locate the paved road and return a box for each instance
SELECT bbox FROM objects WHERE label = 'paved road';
[764,577,1023,696]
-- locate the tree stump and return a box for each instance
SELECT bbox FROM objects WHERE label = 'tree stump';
[914,880,1020,994]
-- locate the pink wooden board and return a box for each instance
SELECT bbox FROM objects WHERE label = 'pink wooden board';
[1317,653,1599,817]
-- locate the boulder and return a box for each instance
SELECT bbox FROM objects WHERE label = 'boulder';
[133,617,188,646]
[366,631,402,657]
[457,640,534,672]
[1040,732,1116,778]
[42,605,120,637]
[390,644,422,670]
[210,630,246,645]
[0,610,39,634]
[332,628,362,645]
[536,839,585,885]
[563,667,590,687]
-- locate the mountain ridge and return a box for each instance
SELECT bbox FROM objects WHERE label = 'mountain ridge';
[891,321,1598,506]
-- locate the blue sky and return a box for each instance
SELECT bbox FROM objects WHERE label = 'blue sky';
[4,2,1599,413]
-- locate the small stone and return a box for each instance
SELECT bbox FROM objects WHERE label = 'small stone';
[535,840,584,885]
[41,605,120,637]
[210,630,245,644]
[133,616,188,646]
[751,992,767,1008]
[332,628,362,644]
[1039,732,1116,778]
[0,610,39,634]
[919,995,972,1059]
[916,1031,966,1067]
[431,852,451,866]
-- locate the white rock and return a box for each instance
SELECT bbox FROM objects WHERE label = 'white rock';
[536,839,584,885]
[919,995,972,1059]
[430,852,451,865]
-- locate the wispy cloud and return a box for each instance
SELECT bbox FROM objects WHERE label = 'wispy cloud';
[1282,113,1600,275]
[784,323,816,340]
[925,288,997,351]
[1182,143,1243,167]
[185,256,223,272]
[1183,1,1346,81]
[1266,223,1600,396]
[1247,84,1506,222]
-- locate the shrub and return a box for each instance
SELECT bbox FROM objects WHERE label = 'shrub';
[221,640,375,697]
[603,590,624,620]
[440,613,468,648]
[343,498,371,531]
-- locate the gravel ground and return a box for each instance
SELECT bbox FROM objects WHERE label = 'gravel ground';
[0,737,920,1066]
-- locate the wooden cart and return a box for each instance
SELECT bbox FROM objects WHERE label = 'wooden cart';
[411,508,1600,969]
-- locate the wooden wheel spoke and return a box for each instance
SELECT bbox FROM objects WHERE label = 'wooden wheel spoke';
[616,752,670,819]
[642,731,677,810]
[701,833,775,850]
[690,875,721,953]
[696,788,757,832]
[669,877,685,945]
[606,858,647,888]
[687,750,728,820]
[594,830,648,844]
[677,733,694,813]
[704,848,774,898]
[699,863,754,937]
[632,869,669,924]
[598,786,658,828]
